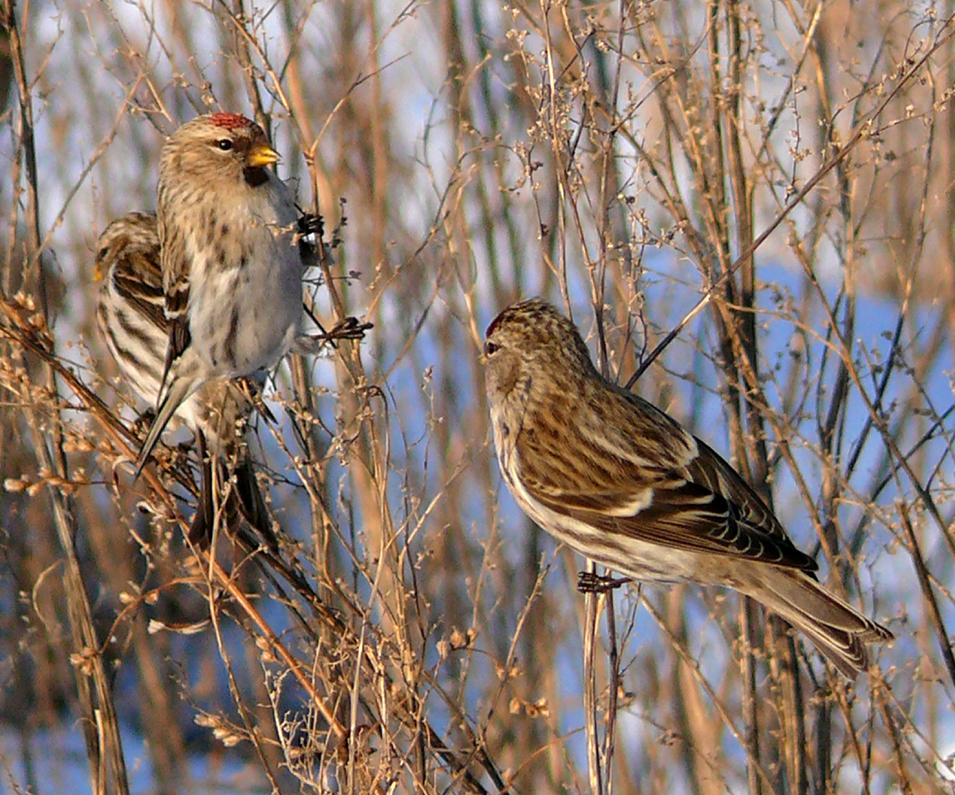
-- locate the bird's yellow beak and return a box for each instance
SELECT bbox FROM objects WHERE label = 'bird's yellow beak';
[248,143,280,168]
[92,261,104,282]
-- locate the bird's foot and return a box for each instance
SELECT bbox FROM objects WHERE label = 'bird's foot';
[328,316,373,341]
[293,317,373,354]
[130,408,157,439]
[577,571,632,594]
[297,211,324,239]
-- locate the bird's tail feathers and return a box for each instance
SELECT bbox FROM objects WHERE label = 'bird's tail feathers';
[233,456,278,551]
[187,431,215,546]
[187,450,277,551]
[743,568,892,678]
[134,376,198,479]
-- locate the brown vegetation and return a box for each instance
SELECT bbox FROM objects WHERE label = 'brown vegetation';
[0,1,951,793]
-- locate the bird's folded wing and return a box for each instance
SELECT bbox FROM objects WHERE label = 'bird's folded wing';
[684,437,797,547]
[163,317,191,375]
[517,426,817,572]
[113,262,167,331]
[158,225,194,384]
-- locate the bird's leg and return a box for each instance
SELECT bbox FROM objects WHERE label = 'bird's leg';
[577,571,633,595]
[236,377,276,424]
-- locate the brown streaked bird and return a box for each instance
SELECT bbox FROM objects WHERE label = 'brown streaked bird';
[136,112,306,476]
[483,298,892,677]
[95,211,276,549]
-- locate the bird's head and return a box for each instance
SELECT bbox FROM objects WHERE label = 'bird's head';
[93,212,160,282]
[483,298,596,402]
[161,113,280,189]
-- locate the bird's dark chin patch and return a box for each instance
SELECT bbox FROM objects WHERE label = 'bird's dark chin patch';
[243,166,268,187]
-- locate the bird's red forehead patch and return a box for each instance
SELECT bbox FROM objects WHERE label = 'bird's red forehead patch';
[210,112,254,130]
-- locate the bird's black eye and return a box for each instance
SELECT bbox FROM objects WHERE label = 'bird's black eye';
[216,139,233,151]
[485,340,500,356]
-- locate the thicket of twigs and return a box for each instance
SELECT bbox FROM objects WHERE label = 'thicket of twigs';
[2,1,953,793]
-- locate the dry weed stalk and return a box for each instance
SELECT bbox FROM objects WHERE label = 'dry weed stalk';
[0,1,952,794]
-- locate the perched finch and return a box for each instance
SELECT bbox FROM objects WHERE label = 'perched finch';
[136,112,306,475]
[483,298,892,677]
[96,211,275,548]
